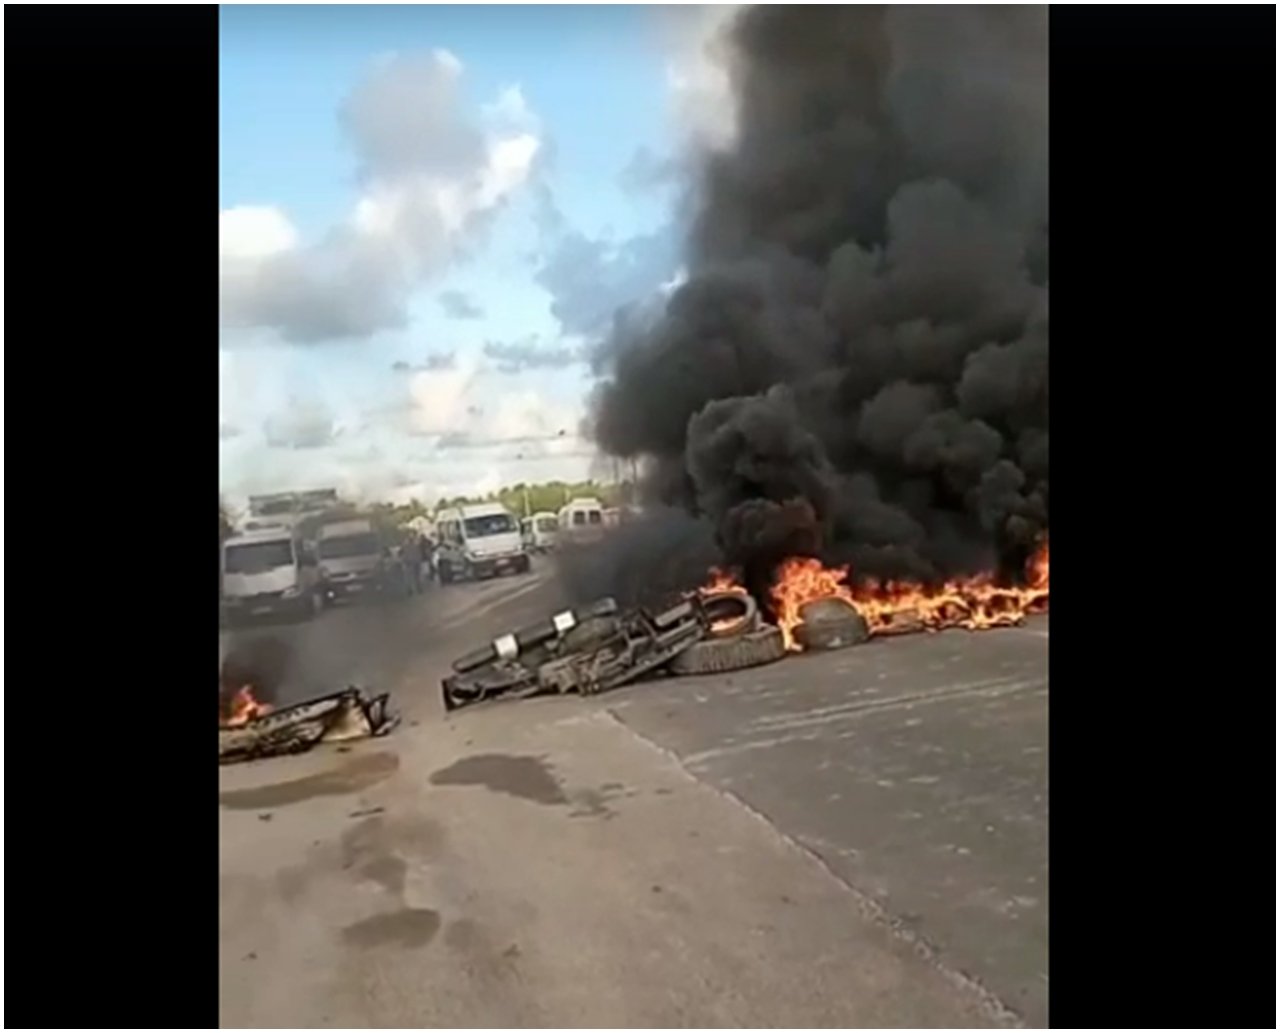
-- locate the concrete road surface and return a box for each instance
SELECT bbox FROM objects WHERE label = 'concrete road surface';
[219,561,1047,1027]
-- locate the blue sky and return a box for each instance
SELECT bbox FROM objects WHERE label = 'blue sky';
[218,4,719,508]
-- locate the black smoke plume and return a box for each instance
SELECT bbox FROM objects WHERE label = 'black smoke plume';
[584,6,1047,599]
[557,505,720,607]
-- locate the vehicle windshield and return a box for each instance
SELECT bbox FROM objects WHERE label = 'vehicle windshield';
[318,533,379,560]
[225,540,294,574]
[588,510,602,524]
[464,513,515,537]
[254,499,296,516]
[536,517,557,532]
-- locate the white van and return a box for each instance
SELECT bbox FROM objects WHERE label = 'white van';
[435,503,530,582]
[558,497,605,545]
[521,511,560,553]
[220,526,323,624]
[316,518,392,603]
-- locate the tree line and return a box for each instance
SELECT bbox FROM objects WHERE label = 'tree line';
[220,480,636,539]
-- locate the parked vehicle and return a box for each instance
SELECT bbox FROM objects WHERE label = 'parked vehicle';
[521,511,560,553]
[557,496,606,546]
[221,525,324,625]
[316,518,399,604]
[434,502,531,583]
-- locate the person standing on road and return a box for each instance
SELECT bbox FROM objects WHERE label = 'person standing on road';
[417,533,434,586]
[405,535,422,595]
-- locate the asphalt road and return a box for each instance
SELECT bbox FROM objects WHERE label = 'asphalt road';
[218,560,1048,1027]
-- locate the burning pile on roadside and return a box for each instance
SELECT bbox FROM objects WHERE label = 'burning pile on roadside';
[217,635,399,764]
[700,537,1048,653]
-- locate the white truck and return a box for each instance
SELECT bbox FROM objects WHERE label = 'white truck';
[220,525,324,625]
[434,502,530,582]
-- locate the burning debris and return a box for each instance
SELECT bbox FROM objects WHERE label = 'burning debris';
[703,537,1049,652]
[447,535,1048,716]
[221,684,273,726]
[219,686,400,765]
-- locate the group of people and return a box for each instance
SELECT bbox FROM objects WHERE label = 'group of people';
[393,532,435,595]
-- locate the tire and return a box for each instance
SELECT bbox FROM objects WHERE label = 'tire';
[699,591,759,638]
[669,625,787,676]
[794,599,869,651]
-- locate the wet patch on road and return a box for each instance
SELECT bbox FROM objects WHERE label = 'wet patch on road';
[429,754,630,819]
[341,908,441,949]
[220,752,399,810]
[429,754,568,805]
[340,813,443,893]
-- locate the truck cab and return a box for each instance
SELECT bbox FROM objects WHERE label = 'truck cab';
[220,526,322,624]
[435,503,530,582]
[315,518,393,603]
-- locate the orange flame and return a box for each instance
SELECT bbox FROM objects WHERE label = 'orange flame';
[221,684,273,727]
[700,568,749,597]
[698,567,754,633]
[702,539,1050,652]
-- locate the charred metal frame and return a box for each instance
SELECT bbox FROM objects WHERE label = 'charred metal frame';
[441,597,708,713]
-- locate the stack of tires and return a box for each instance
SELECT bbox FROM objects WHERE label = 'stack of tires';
[671,591,787,675]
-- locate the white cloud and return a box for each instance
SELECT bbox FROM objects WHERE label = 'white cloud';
[405,362,583,448]
[220,51,542,344]
[406,363,478,437]
[220,206,298,260]
[482,84,538,134]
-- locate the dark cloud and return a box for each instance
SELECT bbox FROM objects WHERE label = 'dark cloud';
[437,289,485,320]
[483,336,581,374]
[391,351,457,374]
[588,6,1049,587]
[339,50,485,181]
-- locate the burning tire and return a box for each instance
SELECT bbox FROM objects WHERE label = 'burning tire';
[669,625,786,676]
[794,598,869,651]
[700,590,759,639]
